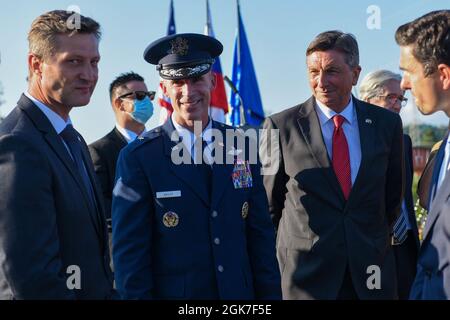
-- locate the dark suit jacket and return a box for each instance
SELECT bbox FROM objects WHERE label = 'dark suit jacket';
[417,142,442,210]
[261,96,404,299]
[393,134,419,299]
[0,94,114,299]
[410,134,450,299]
[112,119,281,299]
[89,128,127,223]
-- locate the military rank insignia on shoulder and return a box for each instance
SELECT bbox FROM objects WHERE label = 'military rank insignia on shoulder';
[127,127,163,153]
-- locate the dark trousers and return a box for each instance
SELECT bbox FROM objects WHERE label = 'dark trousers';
[393,230,418,300]
[337,265,359,300]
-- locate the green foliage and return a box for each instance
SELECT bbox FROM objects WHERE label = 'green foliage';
[404,124,448,148]
[412,173,427,241]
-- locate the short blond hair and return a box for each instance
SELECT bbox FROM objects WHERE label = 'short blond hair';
[28,10,101,61]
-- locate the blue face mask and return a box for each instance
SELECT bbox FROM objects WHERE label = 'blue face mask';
[129,96,153,124]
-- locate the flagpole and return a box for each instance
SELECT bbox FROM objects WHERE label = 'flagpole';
[236,0,241,65]
[235,0,245,126]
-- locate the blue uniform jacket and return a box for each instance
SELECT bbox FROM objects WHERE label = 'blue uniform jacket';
[112,119,281,300]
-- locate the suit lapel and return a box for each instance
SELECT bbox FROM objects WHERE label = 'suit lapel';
[346,99,374,204]
[18,94,103,241]
[423,136,448,240]
[112,128,128,148]
[162,119,210,206]
[296,97,344,201]
[423,168,450,241]
[79,134,106,241]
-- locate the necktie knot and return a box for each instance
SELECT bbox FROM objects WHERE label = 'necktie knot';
[60,124,79,143]
[192,137,210,164]
[333,115,345,129]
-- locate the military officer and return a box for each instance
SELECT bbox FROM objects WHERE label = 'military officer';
[111,33,281,300]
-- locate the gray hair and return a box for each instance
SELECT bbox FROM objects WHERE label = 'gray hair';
[358,70,402,101]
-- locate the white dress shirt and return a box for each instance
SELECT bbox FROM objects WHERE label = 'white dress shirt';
[171,113,213,165]
[315,96,361,185]
[25,92,71,133]
[115,124,147,144]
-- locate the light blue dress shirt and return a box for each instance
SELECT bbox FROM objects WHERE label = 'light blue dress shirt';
[115,124,147,144]
[314,96,361,185]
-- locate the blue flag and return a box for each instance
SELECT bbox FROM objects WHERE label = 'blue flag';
[167,0,176,35]
[229,0,264,127]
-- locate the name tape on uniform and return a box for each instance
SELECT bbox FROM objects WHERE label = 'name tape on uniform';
[156,190,181,199]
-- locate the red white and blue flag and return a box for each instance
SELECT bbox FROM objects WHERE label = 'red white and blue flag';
[158,0,176,124]
[204,0,228,123]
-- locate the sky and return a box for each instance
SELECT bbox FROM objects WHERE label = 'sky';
[0,0,448,143]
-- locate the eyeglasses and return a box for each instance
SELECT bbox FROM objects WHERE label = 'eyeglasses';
[118,90,156,101]
[375,94,408,107]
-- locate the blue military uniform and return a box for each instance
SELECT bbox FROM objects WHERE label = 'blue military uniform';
[112,119,281,299]
[112,33,280,300]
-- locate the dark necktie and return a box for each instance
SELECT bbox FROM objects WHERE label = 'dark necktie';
[332,115,352,200]
[192,139,212,201]
[60,124,97,209]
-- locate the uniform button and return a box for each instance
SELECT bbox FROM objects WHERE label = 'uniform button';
[214,238,220,245]
[218,265,224,272]
[211,210,218,218]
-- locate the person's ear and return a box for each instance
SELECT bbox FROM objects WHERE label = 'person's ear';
[161,80,169,96]
[438,63,450,90]
[28,53,43,79]
[113,96,125,112]
[352,65,362,86]
[210,72,217,90]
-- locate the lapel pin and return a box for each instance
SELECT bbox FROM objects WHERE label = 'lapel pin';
[365,119,372,124]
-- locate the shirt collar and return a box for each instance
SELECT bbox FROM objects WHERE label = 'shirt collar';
[115,124,147,144]
[25,91,71,134]
[171,113,213,149]
[315,95,355,126]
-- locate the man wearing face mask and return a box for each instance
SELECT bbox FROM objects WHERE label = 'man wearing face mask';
[89,72,154,250]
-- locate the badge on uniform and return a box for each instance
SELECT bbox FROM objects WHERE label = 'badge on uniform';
[241,201,249,219]
[163,211,179,228]
[232,159,253,189]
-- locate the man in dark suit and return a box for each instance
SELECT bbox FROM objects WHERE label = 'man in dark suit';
[359,69,420,299]
[89,72,154,234]
[0,10,114,299]
[395,10,450,299]
[112,33,281,299]
[261,31,404,299]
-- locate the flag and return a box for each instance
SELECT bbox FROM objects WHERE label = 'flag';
[229,0,265,127]
[204,0,228,123]
[158,0,176,124]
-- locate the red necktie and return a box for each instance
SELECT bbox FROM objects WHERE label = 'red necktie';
[332,115,352,200]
